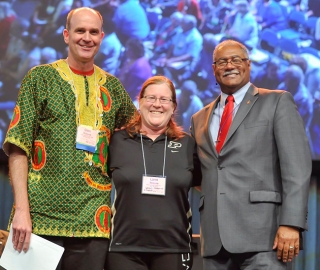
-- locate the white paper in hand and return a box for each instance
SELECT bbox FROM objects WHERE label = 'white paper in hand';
[0,225,64,270]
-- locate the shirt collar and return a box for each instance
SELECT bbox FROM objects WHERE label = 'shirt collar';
[69,66,94,76]
[134,132,167,140]
[220,81,251,107]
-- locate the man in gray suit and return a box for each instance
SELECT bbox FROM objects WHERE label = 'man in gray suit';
[190,40,312,269]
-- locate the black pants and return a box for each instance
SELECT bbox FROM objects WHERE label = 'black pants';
[106,252,193,270]
[40,235,109,270]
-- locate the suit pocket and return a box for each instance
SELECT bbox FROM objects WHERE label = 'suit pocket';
[244,120,269,129]
[199,195,204,211]
[250,190,282,203]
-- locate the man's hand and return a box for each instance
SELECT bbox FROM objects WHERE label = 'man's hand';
[273,225,300,262]
[114,126,126,132]
[8,144,31,253]
[11,208,32,253]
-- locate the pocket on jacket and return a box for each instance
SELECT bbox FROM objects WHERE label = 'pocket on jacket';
[249,190,282,203]
[199,195,204,211]
[244,120,269,129]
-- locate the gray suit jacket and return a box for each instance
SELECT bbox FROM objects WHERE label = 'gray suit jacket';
[190,85,312,257]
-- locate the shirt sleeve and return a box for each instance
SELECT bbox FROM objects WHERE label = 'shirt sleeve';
[3,67,43,157]
[110,76,137,129]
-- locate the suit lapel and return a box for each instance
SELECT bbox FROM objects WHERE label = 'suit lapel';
[205,96,220,158]
[225,85,259,144]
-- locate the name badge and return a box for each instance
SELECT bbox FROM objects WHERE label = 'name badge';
[141,175,166,196]
[76,125,99,153]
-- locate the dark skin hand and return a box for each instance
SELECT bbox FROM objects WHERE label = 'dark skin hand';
[273,226,300,262]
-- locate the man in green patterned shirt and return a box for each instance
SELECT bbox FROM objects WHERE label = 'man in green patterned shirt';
[2,7,136,270]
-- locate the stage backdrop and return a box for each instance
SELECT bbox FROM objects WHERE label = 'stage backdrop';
[0,0,320,269]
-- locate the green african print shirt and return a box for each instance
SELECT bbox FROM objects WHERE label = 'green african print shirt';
[3,59,136,238]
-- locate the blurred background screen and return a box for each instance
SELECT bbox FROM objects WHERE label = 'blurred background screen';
[0,0,319,159]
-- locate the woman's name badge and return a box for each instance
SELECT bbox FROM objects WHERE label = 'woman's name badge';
[76,125,99,153]
[141,175,166,196]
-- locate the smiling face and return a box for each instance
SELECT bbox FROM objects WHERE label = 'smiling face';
[213,42,251,95]
[63,8,104,69]
[139,83,175,135]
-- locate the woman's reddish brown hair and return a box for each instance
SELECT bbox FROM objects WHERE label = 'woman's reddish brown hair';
[126,75,185,139]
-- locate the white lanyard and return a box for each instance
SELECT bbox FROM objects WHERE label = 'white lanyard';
[140,134,167,177]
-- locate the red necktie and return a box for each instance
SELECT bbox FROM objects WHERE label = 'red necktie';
[216,95,234,153]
